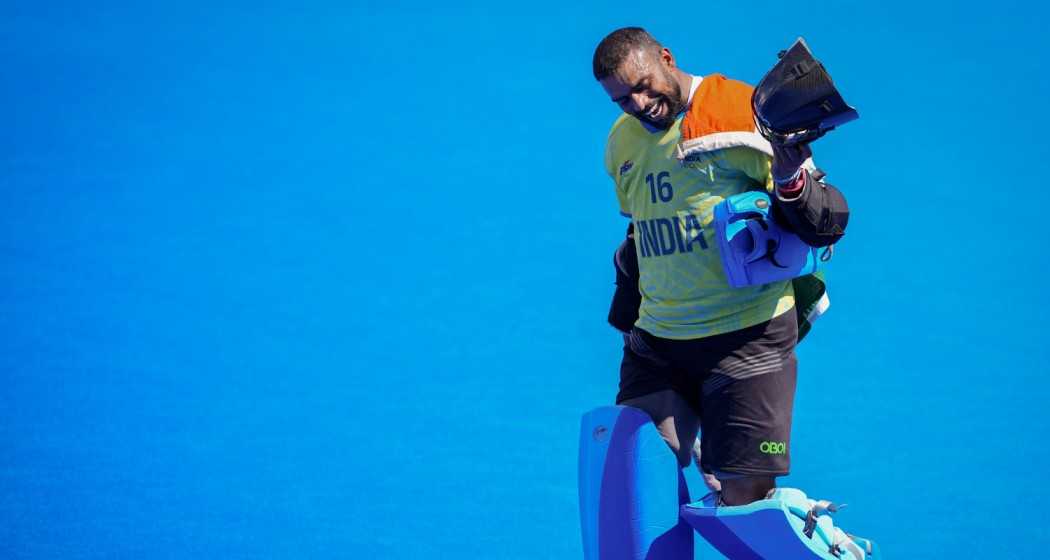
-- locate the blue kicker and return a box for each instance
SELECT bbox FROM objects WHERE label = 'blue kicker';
[680,488,880,560]
[713,191,828,288]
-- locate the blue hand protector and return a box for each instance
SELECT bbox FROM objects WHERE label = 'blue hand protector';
[713,191,829,288]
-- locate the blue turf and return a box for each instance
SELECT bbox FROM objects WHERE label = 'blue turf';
[3,2,1049,558]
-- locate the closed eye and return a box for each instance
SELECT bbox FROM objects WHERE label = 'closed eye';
[612,78,649,104]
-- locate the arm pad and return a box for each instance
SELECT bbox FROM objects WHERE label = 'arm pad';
[608,223,641,334]
[772,169,849,248]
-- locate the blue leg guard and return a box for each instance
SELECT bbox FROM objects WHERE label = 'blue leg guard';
[680,488,880,560]
[578,406,694,560]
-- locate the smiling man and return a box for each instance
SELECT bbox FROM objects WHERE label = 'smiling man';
[599,36,688,132]
[594,27,838,507]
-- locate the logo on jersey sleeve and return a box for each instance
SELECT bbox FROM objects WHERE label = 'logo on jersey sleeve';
[619,160,634,177]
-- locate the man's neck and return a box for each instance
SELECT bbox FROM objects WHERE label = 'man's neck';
[675,69,696,107]
[684,73,702,108]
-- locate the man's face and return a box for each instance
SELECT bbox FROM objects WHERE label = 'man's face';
[599,47,685,130]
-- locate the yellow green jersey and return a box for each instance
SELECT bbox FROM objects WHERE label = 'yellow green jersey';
[604,113,795,340]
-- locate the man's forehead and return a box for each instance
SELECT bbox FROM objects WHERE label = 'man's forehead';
[600,49,657,99]
[615,48,656,80]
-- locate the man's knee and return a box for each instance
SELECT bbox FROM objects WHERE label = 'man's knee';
[620,390,699,469]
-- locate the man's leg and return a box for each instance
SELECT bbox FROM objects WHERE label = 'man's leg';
[696,311,799,505]
[618,328,720,492]
[620,389,699,469]
[719,476,775,505]
[620,390,723,493]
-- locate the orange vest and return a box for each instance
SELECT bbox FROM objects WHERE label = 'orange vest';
[675,74,774,161]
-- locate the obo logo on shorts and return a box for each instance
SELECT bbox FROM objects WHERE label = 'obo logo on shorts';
[760,441,787,455]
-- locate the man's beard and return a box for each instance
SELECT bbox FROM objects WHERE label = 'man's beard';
[637,76,685,130]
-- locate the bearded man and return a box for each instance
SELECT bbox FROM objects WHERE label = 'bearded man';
[595,27,845,507]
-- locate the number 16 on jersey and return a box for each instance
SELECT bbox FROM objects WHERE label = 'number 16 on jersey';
[646,172,673,203]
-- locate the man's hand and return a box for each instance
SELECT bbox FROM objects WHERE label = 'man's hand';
[770,141,812,185]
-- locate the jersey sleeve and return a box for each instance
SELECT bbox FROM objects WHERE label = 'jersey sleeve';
[725,147,817,193]
[614,180,630,217]
[725,147,775,192]
[604,127,631,217]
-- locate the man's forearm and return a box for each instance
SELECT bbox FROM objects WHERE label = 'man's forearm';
[772,168,849,248]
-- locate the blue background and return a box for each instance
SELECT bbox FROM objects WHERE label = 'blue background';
[3,1,1048,558]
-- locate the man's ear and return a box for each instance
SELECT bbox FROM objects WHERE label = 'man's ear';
[660,48,676,69]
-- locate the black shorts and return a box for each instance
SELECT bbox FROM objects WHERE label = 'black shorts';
[616,311,799,477]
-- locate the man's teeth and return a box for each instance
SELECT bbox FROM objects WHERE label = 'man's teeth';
[647,103,661,118]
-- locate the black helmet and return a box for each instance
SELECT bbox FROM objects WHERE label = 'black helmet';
[752,38,859,145]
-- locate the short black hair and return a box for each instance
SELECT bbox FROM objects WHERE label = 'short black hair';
[592,27,662,81]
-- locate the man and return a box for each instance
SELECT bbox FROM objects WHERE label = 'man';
[594,27,844,506]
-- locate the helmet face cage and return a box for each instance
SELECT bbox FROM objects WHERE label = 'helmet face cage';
[753,113,829,147]
[751,37,857,148]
